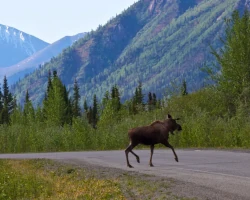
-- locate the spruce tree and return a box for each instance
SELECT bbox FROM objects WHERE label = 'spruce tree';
[23,90,35,123]
[83,99,88,114]
[87,106,93,125]
[111,86,116,99]
[147,92,153,111]
[92,94,98,128]
[98,86,123,127]
[181,80,188,96]
[132,82,144,114]
[111,85,121,111]
[44,70,53,101]
[0,85,2,124]
[102,91,110,108]
[152,93,157,106]
[72,79,81,118]
[137,82,144,106]
[1,76,14,124]
[47,70,53,93]
[43,70,69,126]
[0,85,3,114]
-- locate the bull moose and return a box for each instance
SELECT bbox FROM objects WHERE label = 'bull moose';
[125,114,182,168]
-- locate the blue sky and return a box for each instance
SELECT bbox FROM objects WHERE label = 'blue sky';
[0,0,138,43]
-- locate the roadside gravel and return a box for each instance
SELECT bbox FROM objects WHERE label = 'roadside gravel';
[59,159,249,200]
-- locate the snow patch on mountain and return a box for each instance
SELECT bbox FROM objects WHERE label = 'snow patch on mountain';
[0,24,49,68]
[0,24,48,56]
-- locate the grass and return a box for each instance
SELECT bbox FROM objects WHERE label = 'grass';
[0,159,194,200]
[0,160,124,200]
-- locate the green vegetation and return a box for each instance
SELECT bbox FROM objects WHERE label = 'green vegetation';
[0,159,124,199]
[0,160,52,199]
[1,6,250,154]
[0,159,193,199]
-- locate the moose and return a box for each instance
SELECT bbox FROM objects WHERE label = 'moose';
[125,114,182,168]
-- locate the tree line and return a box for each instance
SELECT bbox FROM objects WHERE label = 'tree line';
[2,70,189,129]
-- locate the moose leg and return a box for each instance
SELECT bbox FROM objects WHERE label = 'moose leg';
[162,141,179,162]
[149,144,154,167]
[125,143,138,168]
[130,150,140,163]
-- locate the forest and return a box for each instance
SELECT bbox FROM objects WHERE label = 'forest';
[11,0,238,107]
[0,10,250,153]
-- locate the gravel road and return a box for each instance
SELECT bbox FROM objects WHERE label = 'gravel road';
[0,149,250,199]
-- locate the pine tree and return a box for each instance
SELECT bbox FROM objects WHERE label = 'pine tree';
[111,86,116,99]
[47,70,53,93]
[137,82,144,106]
[72,79,81,118]
[65,96,73,125]
[92,94,98,128]
[35,106,44,123]
[152,93,157,106]
[0,85,3,124]
[10,104,22,125]
[111,85,121,111]
[87,106,93,125]
[147,92,153,111]
[44,70,53,101]
[83,99,88,114]
[53,70,57,78]
[1,76,14,124]
[43,70,70,126]
[98,86,123,127]
[24,90,31,105]
[23,90,35,124]
[131,82,145,114]
[102,91,110,108]
[0,85,3,113]
[181,80,188,96]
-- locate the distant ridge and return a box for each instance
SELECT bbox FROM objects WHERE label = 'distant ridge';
[10,0,247,106]
[1,32,86,84]
[0,24,49,68]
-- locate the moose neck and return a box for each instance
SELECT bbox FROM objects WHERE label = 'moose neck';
[163,119,174,131]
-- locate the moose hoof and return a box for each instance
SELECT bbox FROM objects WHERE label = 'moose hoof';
[175,158,179,162]
[136,157,140,163]
[128,164,134,168]
[149,164,154,167]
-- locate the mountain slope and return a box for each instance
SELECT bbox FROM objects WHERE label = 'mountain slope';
[0,24,49,68]
[11,0,246,106]
[1,33,86,84]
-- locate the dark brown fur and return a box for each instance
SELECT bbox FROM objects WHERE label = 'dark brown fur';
[150,120,175,135]
[125,114,182,168]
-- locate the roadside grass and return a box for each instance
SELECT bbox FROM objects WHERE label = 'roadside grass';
[0,159,124,200]
[0,159,195,200]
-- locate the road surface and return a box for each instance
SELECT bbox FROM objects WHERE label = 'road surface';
[0,149,250,199]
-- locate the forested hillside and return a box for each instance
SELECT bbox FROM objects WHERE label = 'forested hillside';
[1,8,250,153]
[11,0,243,106]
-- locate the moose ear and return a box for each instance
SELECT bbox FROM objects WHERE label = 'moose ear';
[167,114,172,119]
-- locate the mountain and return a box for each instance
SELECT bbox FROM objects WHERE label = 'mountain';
[1,32,86,84]
[11,0,248,106]
[0,24,49,68]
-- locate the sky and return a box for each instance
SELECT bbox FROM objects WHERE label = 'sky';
[0,0,138,43]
